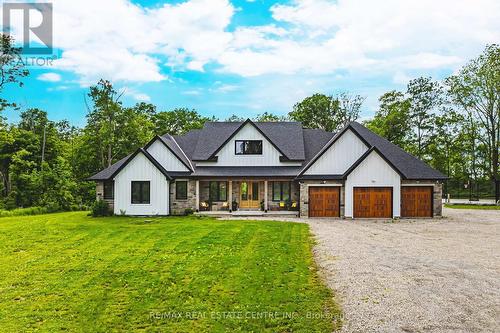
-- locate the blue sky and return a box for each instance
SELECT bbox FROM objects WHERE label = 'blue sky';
[2,0,499,126]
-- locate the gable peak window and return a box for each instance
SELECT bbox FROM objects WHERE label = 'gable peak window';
[235,140,263,155]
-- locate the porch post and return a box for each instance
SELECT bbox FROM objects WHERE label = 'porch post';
[264,180,268,212]
[228,181,233,212]
[195,180,200,212]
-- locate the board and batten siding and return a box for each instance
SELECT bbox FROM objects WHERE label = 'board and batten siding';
[146,139,190,172]
[305,129,368,175]
[196,123,300,167]
[344,150,401,218]
[113,152,169,215]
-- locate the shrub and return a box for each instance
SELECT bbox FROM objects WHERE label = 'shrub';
[184,208,194,216]
[91,200,111,217]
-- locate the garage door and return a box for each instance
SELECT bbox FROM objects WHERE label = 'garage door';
[353,187,392,218]
[401,186,433,217]
[309,187,340,217]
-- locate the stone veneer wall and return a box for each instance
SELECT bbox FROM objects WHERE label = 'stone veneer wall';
[299,180,344,218]
[401,180,443,217]
[95,181,114,211]
[170,180,197,215]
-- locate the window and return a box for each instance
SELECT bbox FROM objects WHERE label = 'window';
[209,181,227,202]
[272,182,291,201]
[176,181,188,200]
[103,181,114,200]
[131,181,150,204]
[235,140,263,155]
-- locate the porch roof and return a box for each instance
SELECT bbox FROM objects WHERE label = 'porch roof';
[188,166,301,178]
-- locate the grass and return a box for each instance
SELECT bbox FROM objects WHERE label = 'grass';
[0,206,57,217]
[0,212,341,332]
[445,204,500,210]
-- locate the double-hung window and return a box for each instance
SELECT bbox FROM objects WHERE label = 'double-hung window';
[235,140,263,155]
[103,181,114,199]
[272,182,291,201]
[209,181,228,202]
[131,181,150,204]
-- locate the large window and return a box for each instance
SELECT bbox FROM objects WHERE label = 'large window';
[235,140,263,155]
[176,181,188,200]
[103,181,114,199]
[209,181,228,202]
[131,181,150,204]
[272,182,291,201]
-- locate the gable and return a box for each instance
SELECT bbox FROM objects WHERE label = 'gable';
[346,150,401,184]
[305,129,368,175]
[147,139,190,172]
[198,122,298,167]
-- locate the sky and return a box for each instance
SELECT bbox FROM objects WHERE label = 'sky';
[1,0,499,126]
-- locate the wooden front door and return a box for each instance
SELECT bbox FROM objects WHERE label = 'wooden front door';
[309,187,340,217]
[240,181,260,209]
[401,186,433,217]
[353,187,392,218]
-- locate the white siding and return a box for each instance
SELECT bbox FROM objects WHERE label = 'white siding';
[114,153,169,215]
[305,129,368,175]
[147,139,189,171]
[345,150,401,218]
[204,123,292,166]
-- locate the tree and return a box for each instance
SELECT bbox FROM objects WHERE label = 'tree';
[446,44,500,182]
[254,112,287,122]
[365,91,411,149]
[225,114,245,122]
[85,79,125,168]
[288,93,363,132]
[153,108,213,135]
[406,77,443,159]
[0,34,29,111]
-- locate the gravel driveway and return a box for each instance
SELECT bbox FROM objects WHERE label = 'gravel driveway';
[308,208,500,333]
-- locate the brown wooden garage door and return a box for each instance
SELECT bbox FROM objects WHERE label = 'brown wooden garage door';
[401,186,433,217]
[309,187,340,217]
[353,187,392,218]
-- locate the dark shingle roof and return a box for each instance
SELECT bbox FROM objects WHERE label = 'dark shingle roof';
[191,122,242,160]
[302,128,335,163]
[348,122,446,180]
[173,129,202,160]
[87,155,130,181]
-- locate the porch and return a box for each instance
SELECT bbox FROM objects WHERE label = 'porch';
[194,179,300,213]
[195,210,299,217]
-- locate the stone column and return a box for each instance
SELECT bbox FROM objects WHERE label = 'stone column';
[264,180,268,212]
[195,180,200,212]
[228,181,233,212]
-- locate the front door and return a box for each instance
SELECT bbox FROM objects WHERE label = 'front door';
[240,181,260,209]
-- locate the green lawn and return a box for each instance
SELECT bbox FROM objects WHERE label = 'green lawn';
[0,212,340,332]
[444,204,500,210]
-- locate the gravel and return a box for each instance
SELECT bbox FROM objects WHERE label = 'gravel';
[307,207,500,333]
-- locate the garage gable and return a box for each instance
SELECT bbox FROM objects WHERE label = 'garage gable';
[345,150,401,218]
[304,129,369,175]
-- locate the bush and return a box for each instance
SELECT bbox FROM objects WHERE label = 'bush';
[91,200,112,217]
[184,208,194,216]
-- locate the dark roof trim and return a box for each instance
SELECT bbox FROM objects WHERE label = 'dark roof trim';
[144,135,193,171]
[298,123,371,176]
[279,156,303,162]
[108,148,172,180]
[342,147,405,179]
[195,119,291,161]
[295,174,344,180]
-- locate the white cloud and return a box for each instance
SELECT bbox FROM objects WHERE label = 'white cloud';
[219,0,500,76]
[2,0,499,83]
[37,73,62,82]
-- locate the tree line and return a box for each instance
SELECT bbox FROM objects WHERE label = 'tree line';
[0,33,498,210]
